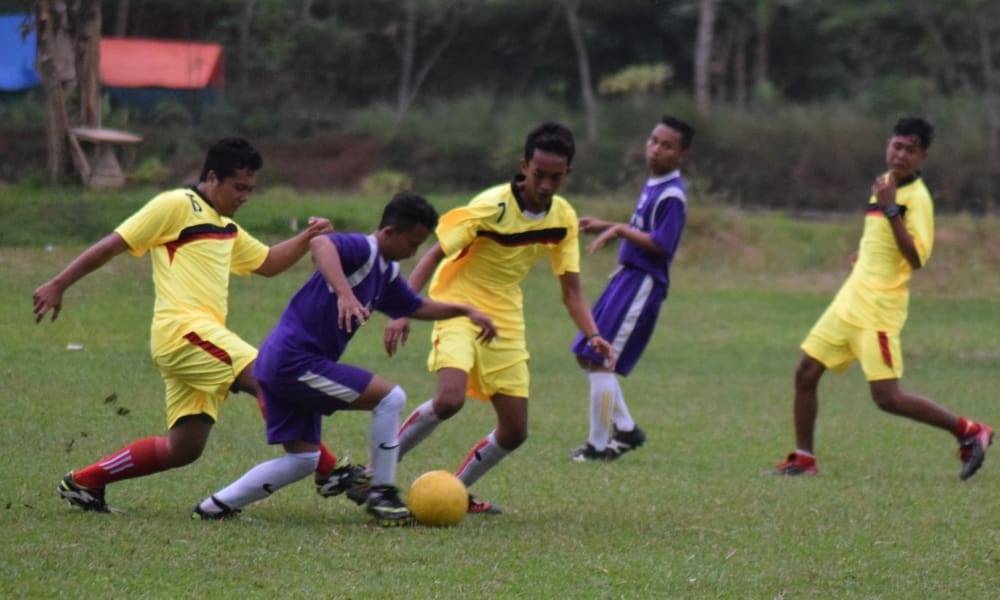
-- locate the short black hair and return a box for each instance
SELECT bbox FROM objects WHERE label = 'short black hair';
[893,117,934,149]
[379,191,439,232]
[524,121,576,165]
[199,137,263,182]
[661,115,695,150]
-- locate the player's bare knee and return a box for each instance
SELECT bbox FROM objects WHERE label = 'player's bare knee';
[433,392,465,419]
[870,386,899,413]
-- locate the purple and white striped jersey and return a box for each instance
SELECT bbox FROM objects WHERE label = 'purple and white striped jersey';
[255,232,423,380]
[617,169,687,286]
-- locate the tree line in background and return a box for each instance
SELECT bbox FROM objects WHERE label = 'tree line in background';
[4,0,1000,211]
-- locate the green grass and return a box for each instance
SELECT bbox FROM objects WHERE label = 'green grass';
[2,192,1000,598]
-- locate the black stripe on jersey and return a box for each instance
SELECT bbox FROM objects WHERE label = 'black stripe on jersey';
[177,223,238,241]
[165,223,238,262]
[476,228,567,246]
[864,203,908,217]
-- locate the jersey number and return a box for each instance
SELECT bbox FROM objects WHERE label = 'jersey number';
[187,193,202,212]
[496,202,506,223]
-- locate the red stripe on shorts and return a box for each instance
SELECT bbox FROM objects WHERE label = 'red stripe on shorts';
[183,331,232,365]
[877,331,893,367]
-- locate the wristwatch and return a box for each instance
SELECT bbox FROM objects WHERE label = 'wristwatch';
[881,203,901,218]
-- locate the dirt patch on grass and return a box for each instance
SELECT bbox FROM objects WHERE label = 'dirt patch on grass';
[257,135,382,190]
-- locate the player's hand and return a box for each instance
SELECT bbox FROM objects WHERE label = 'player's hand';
[579,216,611,234]
[588,334,617,370]
[466,308,497,344]
[384,317,411,357]
[304,216,334,237]
[337,292,369,333]
[871,174,897,207]
[33,280,64,323]
[586,224,622,255]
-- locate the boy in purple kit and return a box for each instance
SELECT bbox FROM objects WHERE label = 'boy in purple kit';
[192,192,496,526]
[569,115,694,462]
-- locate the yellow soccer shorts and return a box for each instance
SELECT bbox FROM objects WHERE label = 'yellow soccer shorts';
[152,323,258,428]
[801,304,903,381]
[428,318,530,401]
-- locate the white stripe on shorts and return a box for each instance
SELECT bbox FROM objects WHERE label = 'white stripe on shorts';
[611,274,654,358]
[297,370,360,403]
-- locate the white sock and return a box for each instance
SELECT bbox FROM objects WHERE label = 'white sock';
[369,386,406,487]
[203,451,319,512]
[397,399,441,460]
[455,430,510,488]
[795,449,814,458]
[587,372,617,450]
[612,377,635,434]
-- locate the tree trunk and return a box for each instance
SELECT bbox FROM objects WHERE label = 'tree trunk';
[752,0,775,89]
[238,0,256,97]
[694,0,717,115]
[35,0,88,184]
[733,24,747,109]
[562,0,597,142]
[77,0,102,128]
[977,17,998,207]
[114,0,129,36]
[395,0,417,120]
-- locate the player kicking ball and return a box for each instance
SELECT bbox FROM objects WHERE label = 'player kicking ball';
[192,192,496,526]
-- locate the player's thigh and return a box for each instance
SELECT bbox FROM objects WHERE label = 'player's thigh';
[800,306,856,373]
[470,339,530,401]
[856,329,903,381]
[155,325,257,392]
[260,359,375,444]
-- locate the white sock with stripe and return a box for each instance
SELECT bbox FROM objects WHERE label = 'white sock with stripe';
[588,371,617,450]
[454,430,510,488]
[397,399,441,460]
[203,451,320,513]
[369,386,406,487]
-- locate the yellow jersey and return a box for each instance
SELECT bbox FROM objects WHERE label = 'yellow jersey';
[115,187,269,354]
[429,180,581,336]
[832,174,934,333]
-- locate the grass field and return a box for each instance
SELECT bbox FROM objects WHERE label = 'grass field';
[2,189,999,598]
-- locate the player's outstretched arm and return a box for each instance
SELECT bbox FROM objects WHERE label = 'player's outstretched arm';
[559,271,616,369]
[410,301,496,340]
[255,216,333,277]
[33,232,129,323]
[384,242,447,354]
[310,235,369,333]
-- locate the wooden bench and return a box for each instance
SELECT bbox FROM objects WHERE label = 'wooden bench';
[69,127,143,190]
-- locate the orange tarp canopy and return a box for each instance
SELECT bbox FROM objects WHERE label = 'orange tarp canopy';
[100,37,224,89]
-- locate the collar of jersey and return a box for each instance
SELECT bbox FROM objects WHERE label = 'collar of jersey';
[509,175,550,219]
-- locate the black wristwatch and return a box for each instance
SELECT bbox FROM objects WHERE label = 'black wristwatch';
[881,203,901,218]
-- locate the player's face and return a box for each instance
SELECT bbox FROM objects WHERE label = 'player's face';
[885,134,927,182]
[519,149,572,211]
[646,124,685,176]
[207,168,257,217]
[381,224,431,261]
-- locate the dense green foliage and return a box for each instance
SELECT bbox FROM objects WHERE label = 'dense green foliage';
[3,2,1000,206]
[2,193,999,597]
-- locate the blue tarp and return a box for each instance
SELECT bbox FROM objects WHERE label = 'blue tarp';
[0,14,40,91]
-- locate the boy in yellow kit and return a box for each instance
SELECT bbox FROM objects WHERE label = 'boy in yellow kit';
[35,138,361,512]
[383,122,614,512]
[771,118,993,480]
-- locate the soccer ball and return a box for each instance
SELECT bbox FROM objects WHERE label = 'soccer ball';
[406,470,467,526]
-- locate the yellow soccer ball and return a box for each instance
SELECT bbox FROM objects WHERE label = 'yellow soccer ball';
[406,470,467,526]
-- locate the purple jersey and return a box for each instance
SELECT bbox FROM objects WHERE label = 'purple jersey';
[255,233,423,381]
[617,170,687,286]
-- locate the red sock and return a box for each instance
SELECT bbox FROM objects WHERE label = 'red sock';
[316,444,338,476]
[257,388,338,475]
[954,417,979,438]
[72,436,172,489]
